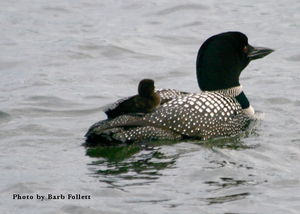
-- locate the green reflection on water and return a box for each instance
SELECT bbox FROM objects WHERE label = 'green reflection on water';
[86,145,142,162]
[86,143,178,184]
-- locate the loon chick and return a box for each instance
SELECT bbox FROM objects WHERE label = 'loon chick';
[85,32,274,146]
[105,79,161,119]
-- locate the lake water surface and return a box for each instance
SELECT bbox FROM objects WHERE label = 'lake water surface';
[1,0,300,213]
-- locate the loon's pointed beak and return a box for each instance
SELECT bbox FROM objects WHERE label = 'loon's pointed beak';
[248,46,274,60]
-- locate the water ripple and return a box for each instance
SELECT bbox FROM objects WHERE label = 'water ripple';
[156,4,209,16]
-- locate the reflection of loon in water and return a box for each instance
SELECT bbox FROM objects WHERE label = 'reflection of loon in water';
[85,32,274,146]
[104,79,162,119]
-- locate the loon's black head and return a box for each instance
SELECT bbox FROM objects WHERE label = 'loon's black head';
[196,32,274,91]
[138,79,155,97]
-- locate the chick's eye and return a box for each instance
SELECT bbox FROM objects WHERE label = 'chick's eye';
[244,46,247,53]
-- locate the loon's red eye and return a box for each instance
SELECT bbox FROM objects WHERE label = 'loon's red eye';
[244,46,247,53]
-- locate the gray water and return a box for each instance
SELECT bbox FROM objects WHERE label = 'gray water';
[1,0,300,213]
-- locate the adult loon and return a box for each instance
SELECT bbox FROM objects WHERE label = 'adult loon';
[85,32,273,146]
[105,79,161,119]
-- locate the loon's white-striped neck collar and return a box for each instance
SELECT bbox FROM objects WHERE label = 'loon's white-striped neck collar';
[211,85,255,117]
[215,85,243,97]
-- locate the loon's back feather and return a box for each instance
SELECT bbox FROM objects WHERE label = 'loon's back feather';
[142,91,250,137]
[85,90,250,146]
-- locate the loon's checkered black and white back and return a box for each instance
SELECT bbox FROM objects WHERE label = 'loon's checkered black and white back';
[85,32,273,146]
[142,89,249,138]
[86,87,250,145]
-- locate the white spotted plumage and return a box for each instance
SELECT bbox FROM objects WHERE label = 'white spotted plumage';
[131,87,250,139]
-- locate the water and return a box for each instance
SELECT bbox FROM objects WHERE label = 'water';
[1,0,300,213]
